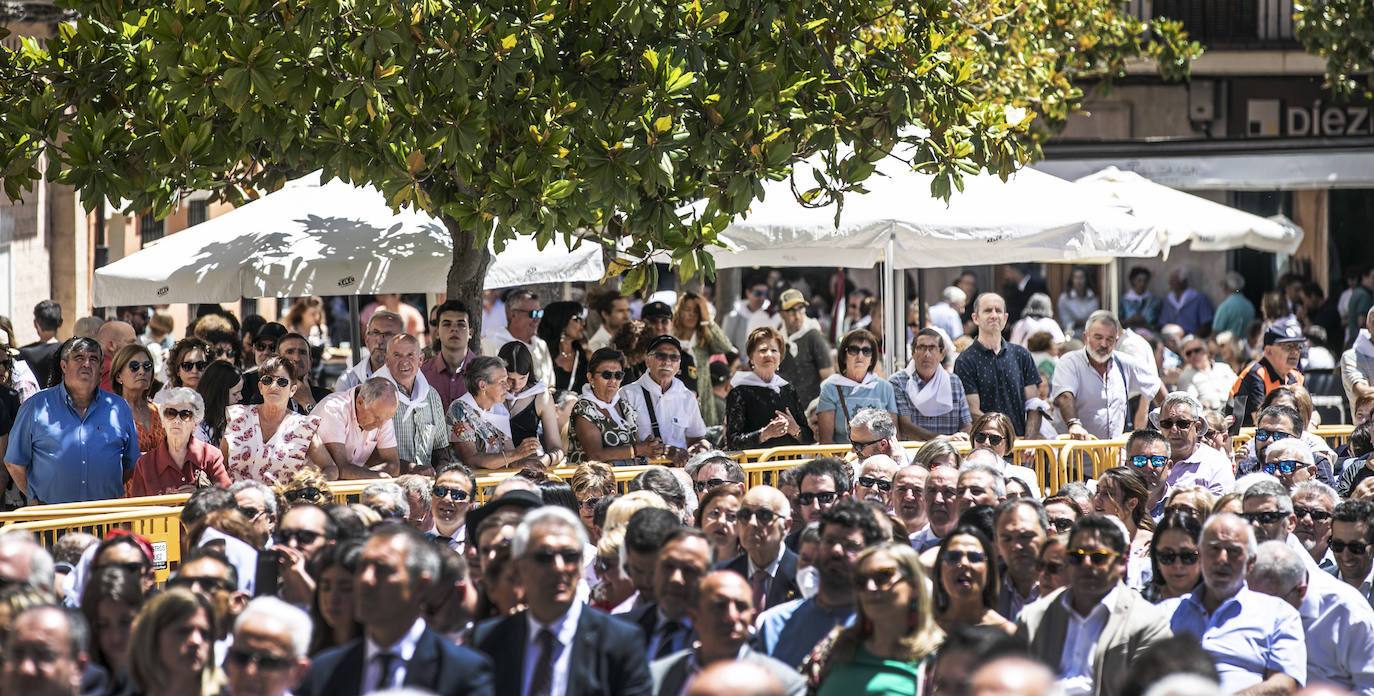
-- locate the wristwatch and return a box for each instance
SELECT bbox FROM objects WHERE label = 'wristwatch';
[1067,418,1082,427]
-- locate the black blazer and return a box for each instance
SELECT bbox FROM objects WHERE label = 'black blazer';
[717,549,801,610]
[622,602,698,656]
[296,625,494,696]
[473,604,653,696]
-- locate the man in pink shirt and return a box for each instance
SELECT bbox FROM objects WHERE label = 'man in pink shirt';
[420,300,476,411]
[313,377,401,478]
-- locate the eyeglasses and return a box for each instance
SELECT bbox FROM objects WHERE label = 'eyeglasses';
[1293,506,1332,522]
[1254,428,1293,442]
[650,352,681,363]
[594,556,618,574]
[750,289,768,298]
[844,345,874,356]
[1041,561,1066,575]
[259,374,291,388]
[226,648,293,673]
[851,438,883,452]
[530,548,581,566]
[1155,549,1199,566]
[162,408,195,422]
[273,528,326,547]
[180,360,208,372]
[1130,454,1168,469]
[694,478,730,493]
[973,432,1004,447]
[283,486,321,503]
[1262,460,1307,475]
[432,485,470,502]
[596,370,626,381]
[1066,548,1119,567]
[941,550,987,564]
[857,476,892,492]
[797,491,838,507]
[912,343,942,354]
[1048,518,1075,533]
[1185,347,1206,356]
[854,568,908,592]
[579,496,602,510]
[211,347,237,359]
[167,574,236,594]
[237,506,264,520]
[1241,510,1288,525]
[1331,539,1371,554]
[95,561,151,576]
[126,361,154,372]
[254,341,278,353]
[738,507,779,525]
[516,309,546,319]
[1158,418,1195,431]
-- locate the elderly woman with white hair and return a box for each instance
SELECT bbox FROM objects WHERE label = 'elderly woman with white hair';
[1009,292,1065,347]
[128,387,231,496]
[1263,438,1319,492]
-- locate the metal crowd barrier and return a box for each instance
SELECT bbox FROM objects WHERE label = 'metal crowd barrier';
[2,507,185,583]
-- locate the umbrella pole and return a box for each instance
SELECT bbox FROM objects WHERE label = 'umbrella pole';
[882,234,898,375]
[918,268,926,332]
[349,295,361,365]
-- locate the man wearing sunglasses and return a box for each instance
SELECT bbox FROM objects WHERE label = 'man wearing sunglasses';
[785,458,851,551]
[1158,514,1307,696]
[480,288,554,385]
[687,452,746,495]
[1052,311,1164,441]
[1155,392,1235,503]
[429,463,477,552]
[1290,481,1338,571]
[848,408,911,469]
[240,322,292,404]
[224,597,313,696]
[1231,323,1307,428]
[722,277,780,366]
[719,485,799,612]
[620,335,710,467]
[854,455,899,508]
[475,506,651,696]
[273,503,337,606]
[1016,515,1171,696]
[1329,499,1374,596]
[1239,480,1319,576]
[334,311,404,392]
[953,293,1043,437]
[1236,405,1334,487]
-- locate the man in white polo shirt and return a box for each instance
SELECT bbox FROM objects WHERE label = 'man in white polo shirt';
[1052,310,1164,440]
[620,335,709,466]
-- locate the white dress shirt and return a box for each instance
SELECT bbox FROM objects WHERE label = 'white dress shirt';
[587,326,614,353]
[1057,584,1120,696]
[619,373,707,449]
[1302,568,1374,693]
[363,617,427,693]
[522,601,583,696]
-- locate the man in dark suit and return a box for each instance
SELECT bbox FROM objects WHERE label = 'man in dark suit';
[474,505,653,696]
[621,507,684,614]
[717,485,800,611]
[624,528,712,660]
[296,524,493,696]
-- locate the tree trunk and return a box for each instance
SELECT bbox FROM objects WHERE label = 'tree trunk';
[442,215,494,354]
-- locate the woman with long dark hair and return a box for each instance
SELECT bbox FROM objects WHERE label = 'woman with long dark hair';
[1146,509,1203,602]
[931,526,1013,634]
[195,360,243,446]
[1093,466,1156,589]
[499,341,563,469]
[538,301,589,394]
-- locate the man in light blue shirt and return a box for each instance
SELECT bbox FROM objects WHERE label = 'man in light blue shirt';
[1213,272,1256,339]
[4,337,139,504]
[1157,513,1306,695]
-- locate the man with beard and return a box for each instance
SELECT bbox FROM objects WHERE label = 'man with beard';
[892,464,929,540]
[755,499,884,668]
[775,289,833,409]
[1157,514,1306,695]
[1328,499,1374,595]
[1289,481,1338,572]
[1052,311,1164,441]
[910,464,960,551]
[853,455,899,510]
[429,463,476,551]
[994,499,1047,622]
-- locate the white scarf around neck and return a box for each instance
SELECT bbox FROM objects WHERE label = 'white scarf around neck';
[1356,329,1374,358]
[458,392,512,443]
[904,361,954,417]
[731,370,789,393]
[823,371,880,393]
[580,384,626,427]
[372,365,432,419]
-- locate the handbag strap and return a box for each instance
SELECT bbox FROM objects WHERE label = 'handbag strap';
[835,385,853,430]
[641,386,662,439]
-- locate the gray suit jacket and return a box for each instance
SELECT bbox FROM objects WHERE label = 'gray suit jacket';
[650,645,805,696]
[1015,585,1172,696]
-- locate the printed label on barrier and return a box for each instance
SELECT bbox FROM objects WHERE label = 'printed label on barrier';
[152,541,168,571]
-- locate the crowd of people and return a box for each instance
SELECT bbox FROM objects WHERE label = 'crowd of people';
[0,259,1369,696]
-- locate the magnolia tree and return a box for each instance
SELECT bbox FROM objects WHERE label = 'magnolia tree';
[1296,0,1374,98]
[0,0,1197,336]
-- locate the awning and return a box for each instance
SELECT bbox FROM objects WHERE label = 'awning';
[1035,149,1374,191]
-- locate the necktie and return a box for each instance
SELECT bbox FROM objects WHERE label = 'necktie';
[655,620,683,659]
[528,627,557,696]
[373,652,398,693]
[751,570,770,612]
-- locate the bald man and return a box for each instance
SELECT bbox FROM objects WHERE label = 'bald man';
[969,657,1057,696]
[686,661,785,696]
[96,320,136,391]
[717,486,799,611]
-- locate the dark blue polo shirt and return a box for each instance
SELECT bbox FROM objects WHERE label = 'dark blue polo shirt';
[953,338,1041,436]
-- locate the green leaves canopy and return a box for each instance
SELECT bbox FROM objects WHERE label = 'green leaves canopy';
[1296,0,1374,99]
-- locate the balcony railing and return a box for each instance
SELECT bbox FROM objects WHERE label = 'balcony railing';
[1125,0,1299,49]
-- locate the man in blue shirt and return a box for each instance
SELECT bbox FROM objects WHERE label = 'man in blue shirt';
[4,336,139,504]
[1157,513,1307,695]
[953,293,1042,436]
[1159,267,1214,337]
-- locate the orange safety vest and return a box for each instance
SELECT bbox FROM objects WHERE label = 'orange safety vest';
[1228,360,1304,399]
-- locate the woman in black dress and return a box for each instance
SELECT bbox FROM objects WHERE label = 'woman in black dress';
[538,300,589,394]
[498,340,564,468]
[725,326,813,450]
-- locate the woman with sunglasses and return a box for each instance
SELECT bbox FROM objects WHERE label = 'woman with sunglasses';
[111,343,165,455]
[803,543,943,696]
[222,356,323,486]
[1145,509,1203,602]
[725,326,813,450]
[672,291,734,427]
[1093,467,1156,589]
[969,412,1040,495]
[571,461,616,538]
[166,336,211,390]
[932,526,1014,635]
[275,466,333,509]
[539,300,590,394]
[696,485,743,563]
[449,355,547,470]
[567,348,663,466]
[194,361,243,447]
[129,387,231,497]
[817,329,897,445]
[1177,335,1236,411]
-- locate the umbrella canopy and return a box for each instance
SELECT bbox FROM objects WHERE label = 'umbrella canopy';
[93,175,604,306]
[1072,166,1304,255]
[704,150,1161,270]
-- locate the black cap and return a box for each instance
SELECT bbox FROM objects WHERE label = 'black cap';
[462,489,543,536]
[641,301,673,320]
[256,322,289,342]
[1263,322,1305,347]
[645,334,683,354]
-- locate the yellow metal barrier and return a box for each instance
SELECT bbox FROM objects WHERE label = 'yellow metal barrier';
[753,445,852,463]
[1057,439,1129,484]
[2,508,185,583]
[1313,425,1355,451]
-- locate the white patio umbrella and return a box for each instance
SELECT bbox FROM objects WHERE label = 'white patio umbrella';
[1072,166,1304,255]
[92,174,605,307]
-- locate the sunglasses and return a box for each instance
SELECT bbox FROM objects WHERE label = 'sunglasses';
[126,360,154,372]
[432,485,470,502]
[180,360,208,372]
[1254,428,1293,442]
[95,561,151,575]
[1241,510,1288,525]
[237,506,264,520]
[167,574,235,594]
[857,476,892,492]
[211,347,237,359]
[1262,460,1306,475]
[1130,454,1168,469]
[851,438,884,452]
[259,374,291,388]
[283,486,321,503]
[694,478,731,493]
[162,408,195,422]
[596,370,626,381]
[844,344,874,356]
[797,491,838,506]
[750,289,768,297]
[226,648,293,673]
[1293,506,1332,522]
[1331,539,1371,554]
[273,528,326,547]
[941,550,987,564]
[580,496,602,510]
[973,432,1004,447]
[738,507,779,525]
[1066,548,1118,567]
[1157,419,1195,431]
[650,352,681,363]
[1185,347,1206,356]
[705,508,737,522]
[516,309,546,319]
[530,548,581,566]
[1154,549,1199,566]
